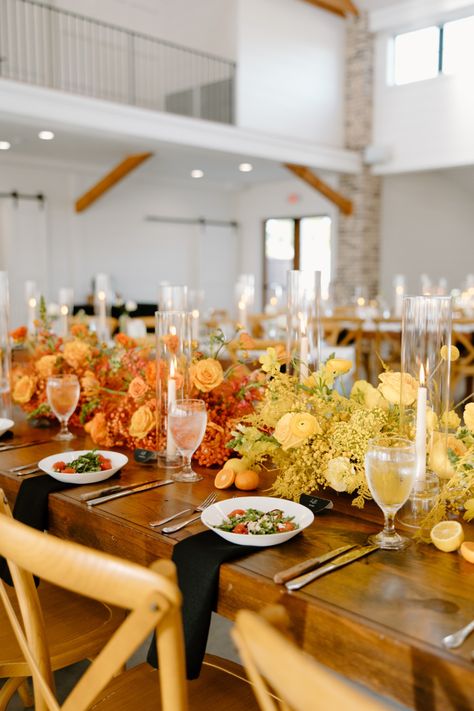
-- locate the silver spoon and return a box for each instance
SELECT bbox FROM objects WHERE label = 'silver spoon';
[442,620,474,649]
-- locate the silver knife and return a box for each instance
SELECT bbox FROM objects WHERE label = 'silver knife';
[285,544,379,591]
[273,544,357,584]
[86,479,174,506]
[0,439,51,451]
[80,479,165,502]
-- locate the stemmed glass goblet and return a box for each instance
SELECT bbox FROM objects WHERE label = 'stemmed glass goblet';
[46,374,80,441]
[168,399,207,482]
[365,435,417,550]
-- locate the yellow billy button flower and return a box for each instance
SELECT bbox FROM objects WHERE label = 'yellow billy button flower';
[440,345,460,362]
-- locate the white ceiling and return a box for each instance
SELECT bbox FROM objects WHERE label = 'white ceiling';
[0,115,292,189]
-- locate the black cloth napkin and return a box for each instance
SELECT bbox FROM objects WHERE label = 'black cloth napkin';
[0,475,72,585]
[147,530,254,679]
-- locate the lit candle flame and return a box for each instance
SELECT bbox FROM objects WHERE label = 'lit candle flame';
[60,305,68,316]
[419,363,426,387]
[97,290,106,302]
[28,297,37,308]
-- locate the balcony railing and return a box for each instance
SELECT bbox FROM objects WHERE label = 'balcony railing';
[0,0,236,124]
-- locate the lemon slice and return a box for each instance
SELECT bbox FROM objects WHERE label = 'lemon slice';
[460,541,474,564]
[430,521,464,552]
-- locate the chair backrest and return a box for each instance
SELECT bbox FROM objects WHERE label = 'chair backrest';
[0,490,187,711]
[232,607,390,711]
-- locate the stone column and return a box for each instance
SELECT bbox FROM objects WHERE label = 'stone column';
[335,12,381,303]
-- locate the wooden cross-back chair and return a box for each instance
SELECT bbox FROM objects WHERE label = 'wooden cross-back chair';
[0,491,260,711]
[451,319,474,400]
[232,607,390,711]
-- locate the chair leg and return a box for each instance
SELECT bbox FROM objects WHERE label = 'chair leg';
[0,677,26,711]
[17,680,34,708]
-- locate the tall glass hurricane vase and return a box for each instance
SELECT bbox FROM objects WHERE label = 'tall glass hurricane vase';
[398,296,453,529]
[155,310,192,468]
[0,273,12,419]
[286,270,321,382]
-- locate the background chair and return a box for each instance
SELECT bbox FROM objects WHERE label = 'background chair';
[232,606,390,711]
[0,490,260,711]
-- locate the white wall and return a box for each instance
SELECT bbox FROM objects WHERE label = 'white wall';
[371,1,474,173]
[235,177,339,311]
[379,170,474,298]
[0,157,238,326]
[236,0,346,145]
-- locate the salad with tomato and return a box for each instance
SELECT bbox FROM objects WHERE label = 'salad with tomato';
[215,508,298,535]
[53,450,112,474]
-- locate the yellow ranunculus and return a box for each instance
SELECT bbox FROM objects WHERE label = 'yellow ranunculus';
[426,408,438,432]
[378,372,418,406]
[324,457,354,492]
[440,345,460,362]
[129,405,155,440]
[325,358,352,377]
[429,432,467,479]
[440,410,461,431]
[35,354,57,379]
[13,375,36,404]
[63,340,91,369]
[289,412,321,439]
[350,380,386,410]
[464,402,474,432]
[274,413,302,450]
[189,358,224,392]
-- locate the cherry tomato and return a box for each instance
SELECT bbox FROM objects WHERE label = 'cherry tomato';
[278,522,295,532]
[228,509,246,518]
[62,467,76,474]
[100,459,112,470]
[232,523,248,534]
[53,461,66,471]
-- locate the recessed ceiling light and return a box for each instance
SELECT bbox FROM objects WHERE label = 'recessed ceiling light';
[0,141,11,150]
[38,130,55,141]
[191,169,204,179]
[239,162,253,173]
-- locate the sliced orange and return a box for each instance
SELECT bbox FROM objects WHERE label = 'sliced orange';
[214,468,235,489]
[460,541,474,564]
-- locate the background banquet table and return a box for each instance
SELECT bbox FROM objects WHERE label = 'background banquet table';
[0,423,473,711]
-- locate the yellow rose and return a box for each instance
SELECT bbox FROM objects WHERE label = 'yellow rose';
[350,380,386,410]
[440,345,460,362]
[35,354,57,379]
[190,358,224,392]
[289,412,320,439]
[324,457,355,493]
[81,371,100,399]
[378,372,418,406]
[128,376,149,400]
[440,410,461,431]
[429,432,467,479]
[464,403,474,432]
[325,358,352,376]
[84,412,109,446]
[63,340,91,369]
[12,375,36,404]
[129,405,155,440]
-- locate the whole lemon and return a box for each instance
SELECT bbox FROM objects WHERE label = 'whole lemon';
[223,458,250,474]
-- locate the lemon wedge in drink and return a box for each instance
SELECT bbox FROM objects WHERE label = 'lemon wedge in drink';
[460,541,474,564]
[430,521,464,552]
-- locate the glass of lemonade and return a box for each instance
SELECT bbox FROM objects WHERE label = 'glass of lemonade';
[168,399,207,482]
[365,435,417,550]
[46,375,80,441]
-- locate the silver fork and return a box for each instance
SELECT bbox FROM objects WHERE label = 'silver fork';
[442,620,474,649]
[159,493,218,534]
[149,492,217,528]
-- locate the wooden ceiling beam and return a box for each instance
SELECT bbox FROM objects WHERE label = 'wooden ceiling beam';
[302,0,358,17]
[284,163,353,215]
[75,152,153,213]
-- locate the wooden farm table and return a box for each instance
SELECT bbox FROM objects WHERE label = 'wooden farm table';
[0,423,473,711]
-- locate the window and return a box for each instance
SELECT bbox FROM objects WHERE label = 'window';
[391,15,474,85]
[393,26,440,85]
[263,216,331,305]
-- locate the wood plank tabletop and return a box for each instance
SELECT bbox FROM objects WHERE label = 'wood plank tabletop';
[1,419,473,711]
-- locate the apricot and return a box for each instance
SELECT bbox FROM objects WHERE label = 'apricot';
[235,469,260,491]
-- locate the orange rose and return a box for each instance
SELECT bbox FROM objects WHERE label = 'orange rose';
[239,332,255,350]
[63,340,91,369]
[128,376,149,400]
[70,323,89,339]
[10,326,27,343]
[162,333,179,354]
[84,412,109,446]
[35,354,57,379]
[81,370,100,399]
[129,405,155,440]
[190,358,224,392]
[115,333,137,349]
[12,375,36,404]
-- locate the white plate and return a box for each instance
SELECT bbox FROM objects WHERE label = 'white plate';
[201,496,314,547]
[0,418,14,437]
[38,450,128,484]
